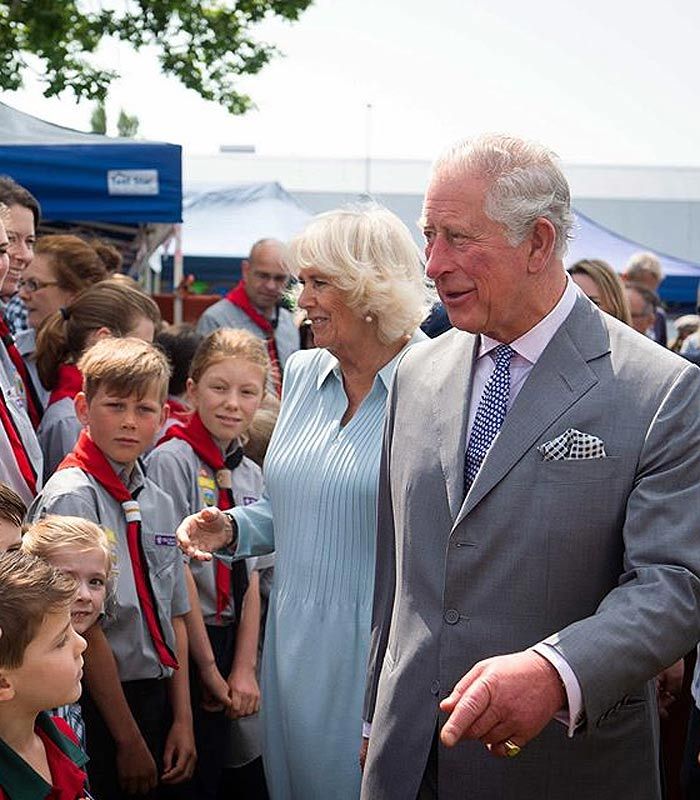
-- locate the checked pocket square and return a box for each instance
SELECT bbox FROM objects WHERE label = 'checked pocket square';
[538,428,607,461]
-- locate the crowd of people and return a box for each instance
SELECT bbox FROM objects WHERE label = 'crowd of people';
[0,133,699,800]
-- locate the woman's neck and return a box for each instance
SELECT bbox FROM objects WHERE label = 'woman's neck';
[334,336,408,424]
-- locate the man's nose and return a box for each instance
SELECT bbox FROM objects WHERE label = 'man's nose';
[425,236,450,281]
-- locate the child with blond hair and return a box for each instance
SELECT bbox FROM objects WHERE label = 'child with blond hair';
[22,515,112,749]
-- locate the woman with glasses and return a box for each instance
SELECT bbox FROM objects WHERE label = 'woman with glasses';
[15,235,113,408]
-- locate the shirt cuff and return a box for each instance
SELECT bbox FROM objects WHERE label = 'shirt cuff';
[362,721,372,738]
[532,643,584,737]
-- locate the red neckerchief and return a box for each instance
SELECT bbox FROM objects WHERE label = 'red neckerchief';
[0,315,42,428]
[158,412,247,621]
[48,364,83,407]
[0,386,37,496]
[166,397,192,426]
[58,431,178,670]
[226,281,282,397]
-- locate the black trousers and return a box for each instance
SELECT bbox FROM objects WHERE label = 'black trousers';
[682,703,700,797]
[191,624,236,800]
[81,677,189,800]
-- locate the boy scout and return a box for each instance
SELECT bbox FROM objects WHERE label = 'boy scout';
[27,337,194,799]
[0,550,90,800]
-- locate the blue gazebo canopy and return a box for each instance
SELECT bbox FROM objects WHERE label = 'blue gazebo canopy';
[0,101,181,223]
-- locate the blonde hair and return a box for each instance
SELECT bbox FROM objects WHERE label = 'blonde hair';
[569,259,632,325]
[190,328,270,386]
[78,337,171,403]
[36,279,162,390]
[288,204,432,345]
[22,515,112,580]
[0,550,76,669]
[245,393,280,467]
[0,202,9,226]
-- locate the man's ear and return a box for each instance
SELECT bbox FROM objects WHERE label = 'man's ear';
[241,259,250,282]
[526,217,557,274]
[74,392,90,427]
[0,672,16,703]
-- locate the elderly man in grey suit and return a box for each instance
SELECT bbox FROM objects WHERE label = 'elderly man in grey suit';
[361,134,700,800]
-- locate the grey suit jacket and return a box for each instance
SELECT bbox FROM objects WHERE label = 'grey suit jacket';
[362,296,700,800]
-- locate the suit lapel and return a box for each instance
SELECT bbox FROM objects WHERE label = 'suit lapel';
[453,297,611,529]
[430,331,477,521]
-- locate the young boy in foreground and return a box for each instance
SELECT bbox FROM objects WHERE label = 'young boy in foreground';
[28,337,194,799]
[0,549,89,800]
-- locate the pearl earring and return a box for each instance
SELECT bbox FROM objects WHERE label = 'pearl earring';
[365,314,373,323]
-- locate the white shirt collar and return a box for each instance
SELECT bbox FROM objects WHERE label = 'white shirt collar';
[479,274,578,365]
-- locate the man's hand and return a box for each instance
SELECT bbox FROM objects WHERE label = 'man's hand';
[161,719,196,784]
[439,650,566,757]
[176,507,233,561]
[227,665,261,719]
[116,734,158,795]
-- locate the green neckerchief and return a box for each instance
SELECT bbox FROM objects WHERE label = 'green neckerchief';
[0,711,87,800]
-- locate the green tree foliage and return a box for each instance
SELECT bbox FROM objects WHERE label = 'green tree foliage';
[117,108,139,137]
[90,101,107,133]
[0,1,313,114]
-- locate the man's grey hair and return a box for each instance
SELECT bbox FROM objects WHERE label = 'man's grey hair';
[431,133,575,258]
[626,251,664,285]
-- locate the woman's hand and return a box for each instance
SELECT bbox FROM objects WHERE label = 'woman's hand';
[176,507,234,561]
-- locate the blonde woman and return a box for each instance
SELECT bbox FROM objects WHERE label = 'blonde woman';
[178,205,431,799]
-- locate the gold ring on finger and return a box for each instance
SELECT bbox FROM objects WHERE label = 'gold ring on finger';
[503,739,521,758]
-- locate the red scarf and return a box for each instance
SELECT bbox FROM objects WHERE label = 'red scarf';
[166,397,192,426]
[0,316,42,428]
[58,431,178,670]
[158,412,248,621]
[0,387,37,496]
[48,364,83,407]
[226,281,283,396]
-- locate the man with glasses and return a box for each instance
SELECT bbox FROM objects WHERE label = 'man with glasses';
[196,238,299,395]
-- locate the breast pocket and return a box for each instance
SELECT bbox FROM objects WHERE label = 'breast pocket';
[141,533,179,581]
[535,455,623,485]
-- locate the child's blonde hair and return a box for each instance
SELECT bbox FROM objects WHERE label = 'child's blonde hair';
[78,336,171,403]
[190,328,270,386]
[245,394,280,467]
[22,515,112,581]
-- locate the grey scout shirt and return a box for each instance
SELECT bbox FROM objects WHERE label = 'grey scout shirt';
[37,396,83,480]
[27,459,189,681]
[146,438,267,625]
[195,299,300,370]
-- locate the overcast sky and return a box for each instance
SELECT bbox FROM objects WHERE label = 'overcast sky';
[2,0,698,165]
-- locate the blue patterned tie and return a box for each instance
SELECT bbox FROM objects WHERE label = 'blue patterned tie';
[464,344,514,493]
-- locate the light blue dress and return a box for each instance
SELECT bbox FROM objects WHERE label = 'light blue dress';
[229,338,422,800]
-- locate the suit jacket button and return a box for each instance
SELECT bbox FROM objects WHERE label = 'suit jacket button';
[430,680,440,696]
[444,609,460,625]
